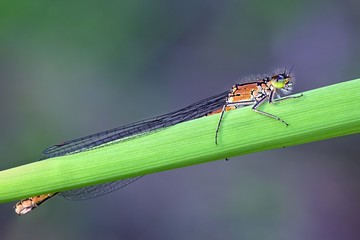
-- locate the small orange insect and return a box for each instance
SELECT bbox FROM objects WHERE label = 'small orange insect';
[13,68,301,215]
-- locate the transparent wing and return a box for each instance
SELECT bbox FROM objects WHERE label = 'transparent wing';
[59,176,142,200]
[42,91,228,158]
[42,91,228,200]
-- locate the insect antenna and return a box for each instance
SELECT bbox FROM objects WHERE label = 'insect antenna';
[288,65,295,75]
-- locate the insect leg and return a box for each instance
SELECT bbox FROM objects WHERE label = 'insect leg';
[215,104,227,145]
[215,100,255,145]
[274,93,303,103]
[252,96,289,126]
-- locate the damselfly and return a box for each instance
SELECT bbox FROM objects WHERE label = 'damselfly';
[14,68,301,215]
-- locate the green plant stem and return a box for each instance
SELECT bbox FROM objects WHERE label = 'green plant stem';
[1,79,360,203]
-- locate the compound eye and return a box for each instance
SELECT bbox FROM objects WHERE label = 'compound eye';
[277,74,285,81]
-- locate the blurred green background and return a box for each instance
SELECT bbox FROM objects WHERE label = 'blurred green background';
[1,0,359,239]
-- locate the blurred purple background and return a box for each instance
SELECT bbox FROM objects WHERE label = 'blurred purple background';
[0,1,359,240]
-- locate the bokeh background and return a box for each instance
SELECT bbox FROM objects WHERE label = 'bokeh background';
[1,1,359,239]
